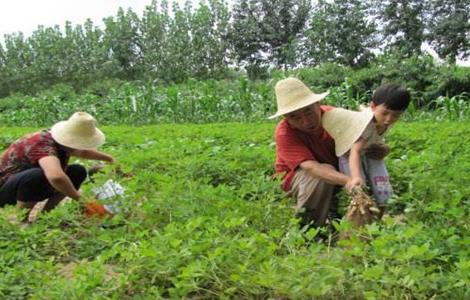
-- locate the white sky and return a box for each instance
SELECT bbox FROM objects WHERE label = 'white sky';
[0,0,180,40]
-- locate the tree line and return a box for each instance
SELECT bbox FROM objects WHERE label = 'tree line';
[0,0,469,97]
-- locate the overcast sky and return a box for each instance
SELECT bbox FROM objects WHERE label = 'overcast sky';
[0,0,169,39]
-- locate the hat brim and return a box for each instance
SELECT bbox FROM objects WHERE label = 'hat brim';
[335,116,372,156]
[268,91,329,119]
[322,108,374,156]
[51,121,105,150]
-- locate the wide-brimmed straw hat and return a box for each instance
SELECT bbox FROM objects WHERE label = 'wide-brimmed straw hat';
[322,108,374,156]
[269,77,329,119]
[51,112,105,150]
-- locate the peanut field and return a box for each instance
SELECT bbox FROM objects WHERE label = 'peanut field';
[1,121,469,299]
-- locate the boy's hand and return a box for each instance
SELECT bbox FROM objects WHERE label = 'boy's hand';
[365,144,390,160]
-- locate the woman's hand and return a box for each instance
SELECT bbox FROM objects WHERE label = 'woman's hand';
[105,155,116,164]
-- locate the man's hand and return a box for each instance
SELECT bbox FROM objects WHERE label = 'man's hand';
[364,143,390,160]
[345,187,381,227]
[345,176,365,192]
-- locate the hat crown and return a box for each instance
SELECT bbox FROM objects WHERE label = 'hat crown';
[275,78,313,109]
[269,77,329,119]
[66,112,98,136]
[51,111,105,150]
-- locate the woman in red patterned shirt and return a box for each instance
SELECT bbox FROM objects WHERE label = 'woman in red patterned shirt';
[0,112,115,220]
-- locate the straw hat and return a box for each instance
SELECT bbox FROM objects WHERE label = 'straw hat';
[51,112,105,150]
[322,108,374,156]
[269,77,329,119]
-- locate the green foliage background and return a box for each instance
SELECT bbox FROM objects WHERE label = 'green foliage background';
[1,70,470,127]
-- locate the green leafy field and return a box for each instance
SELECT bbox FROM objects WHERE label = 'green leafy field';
[1,121,469,299]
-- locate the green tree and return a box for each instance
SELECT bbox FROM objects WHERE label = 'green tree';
[0,43,8,97]
[228,0,264,76]
[140,0,172,81]
[426,0,470,63]
[1,32,35,94]
[263,0,311,68]
[229,0,310,76]
[189,0,231,78]
[374,0,426,57]
[103,8,142,79]
[305,0,377,68]
[62,20,109,88]
[165,1,193,81]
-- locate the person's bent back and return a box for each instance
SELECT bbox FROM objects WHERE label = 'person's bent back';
[271,78,354,226]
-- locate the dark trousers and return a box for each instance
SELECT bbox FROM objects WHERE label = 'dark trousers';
[0,164,87,207]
